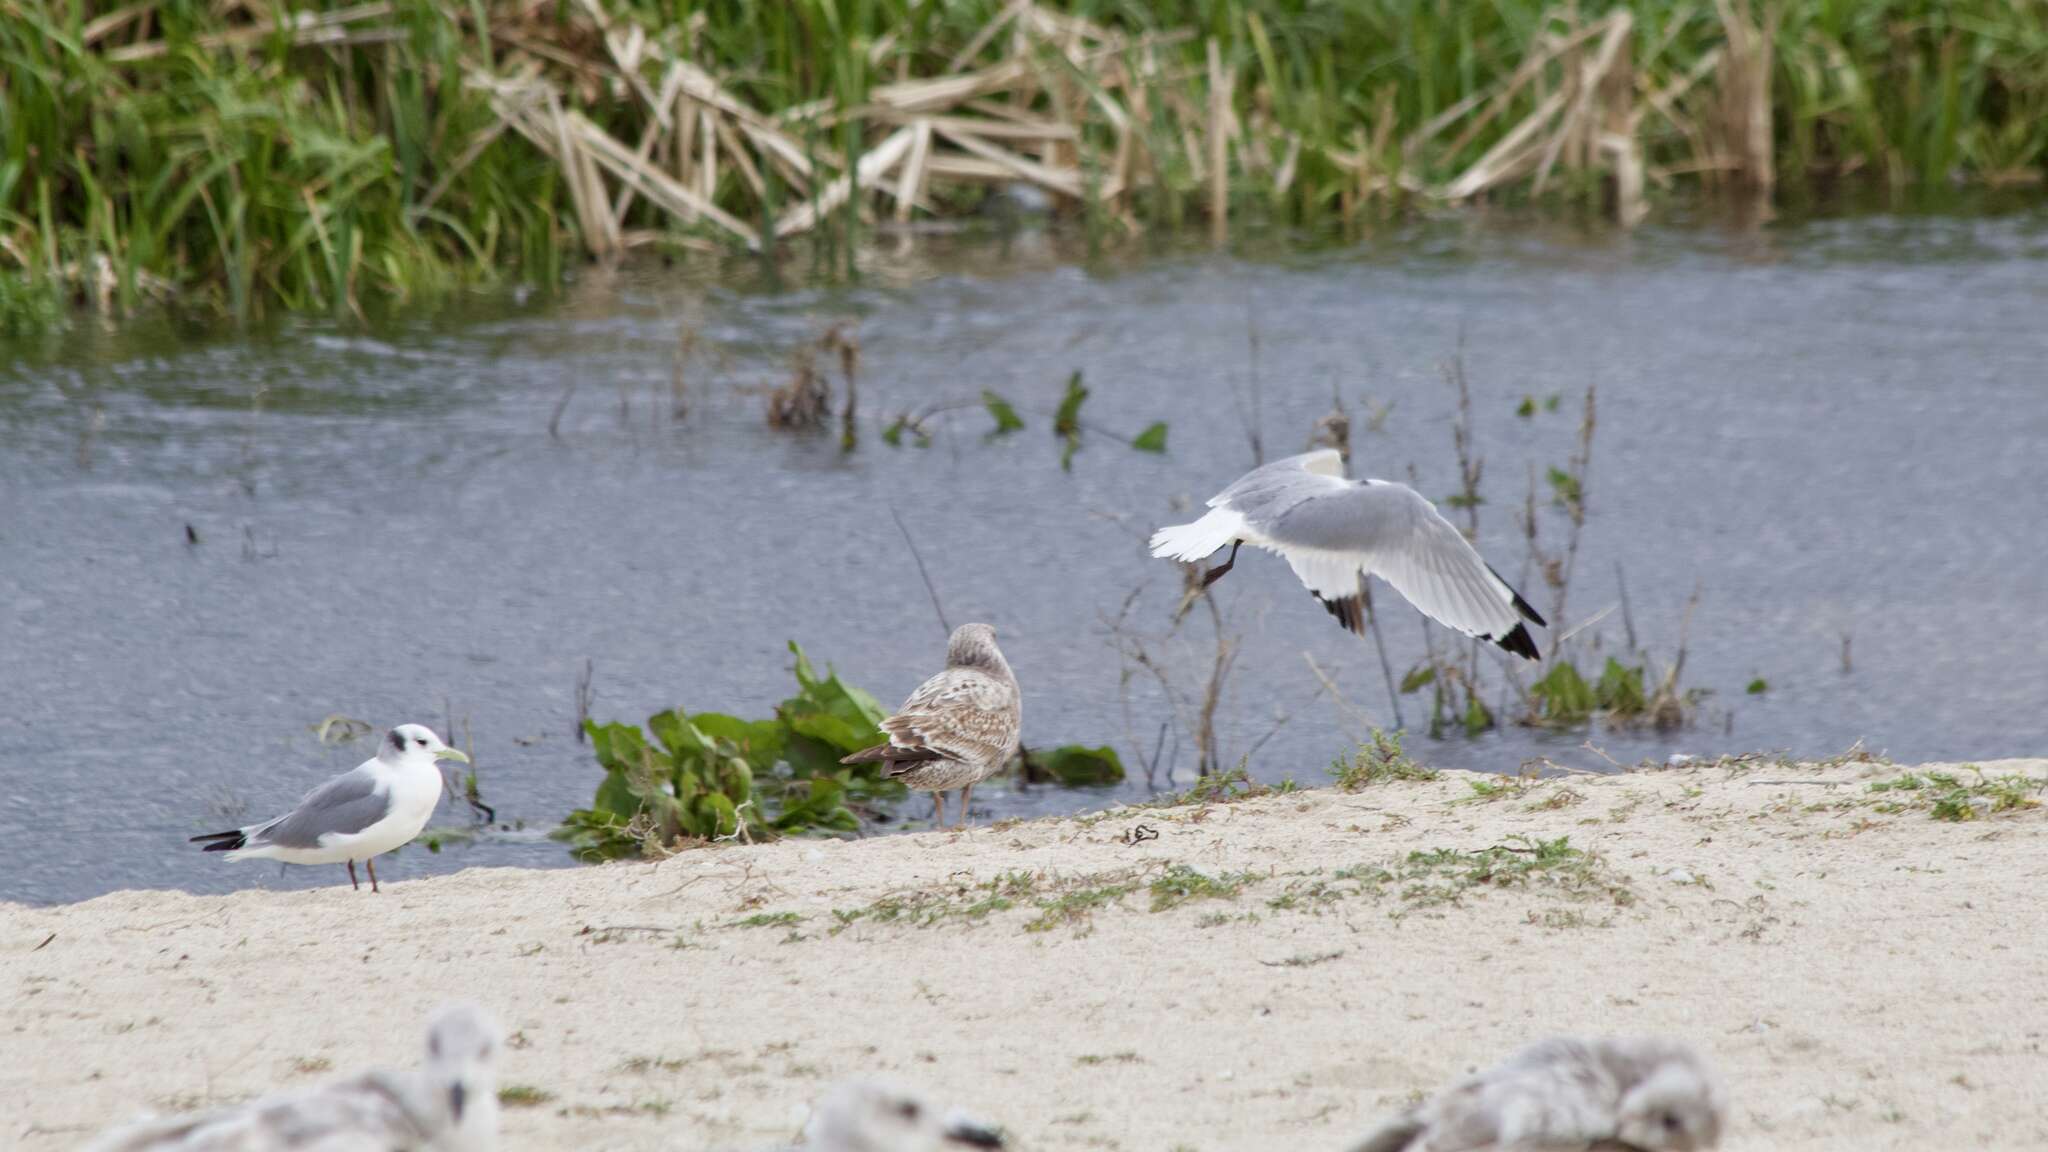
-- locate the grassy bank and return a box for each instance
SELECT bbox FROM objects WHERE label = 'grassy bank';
[4,0,2044,327]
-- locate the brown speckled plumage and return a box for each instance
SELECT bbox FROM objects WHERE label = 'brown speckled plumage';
[841,624,1020,828]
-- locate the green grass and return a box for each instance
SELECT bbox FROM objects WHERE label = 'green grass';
[6,0,2044,329]
[1331,728,1436,790]
[1394,835,1633,911]
[1148,864,1259,911]
[497,1084,553,1108]
[1867,768,2043,821]
[1022,879,1140,933]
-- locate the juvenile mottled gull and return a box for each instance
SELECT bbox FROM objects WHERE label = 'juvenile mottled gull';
[775,1080,1005,1151]
[190,723,470,892]
[1151,449,1547,659]
[85,1001,502,1152]
[841,623,1021,829]
[1349,1035,1724,1152]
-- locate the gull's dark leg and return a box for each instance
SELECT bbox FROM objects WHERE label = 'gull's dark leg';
[367,856,380,894]
[347,860,360,891]
[957,783,974,829]
[932,791,947,828]
[1201,540,1243,588]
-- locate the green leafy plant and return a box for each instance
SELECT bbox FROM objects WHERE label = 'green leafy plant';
[1528,657,1656,726]
[1054,371,1088,469]
[982,389,1025,436]
[1025,745,1127,787]
[556,643,899,858]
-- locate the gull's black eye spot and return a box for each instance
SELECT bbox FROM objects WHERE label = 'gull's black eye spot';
[896,1100,921,1122]
[415,737,428,747]
[1663,1113,1681,1132]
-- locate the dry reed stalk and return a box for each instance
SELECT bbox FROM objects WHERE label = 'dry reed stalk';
[1714,0,1775,194]
[774,124,919,238]
[712,115,767,199]
[108,1,395,62]
[948,0,1030,72]
[932,124,1084,198]
[921,154,1042,184]
[1412,15,1613,161]
[1442,87,1567,199]
[565,110,758,247]
[1533,13,1632,195]
[1205,37,1229,243]
[81,2,158,47]
[609,68,684,226]
[1599,24,1647,226]
[895,118,933,222]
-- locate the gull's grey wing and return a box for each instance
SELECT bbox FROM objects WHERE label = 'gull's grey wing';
[1213,449,1351,522]
[1261,479,1545,656]
[880,668,1021,769]
[81,1074,425,1152]
[1344,1105,1426,1152]
[252,765,393,851]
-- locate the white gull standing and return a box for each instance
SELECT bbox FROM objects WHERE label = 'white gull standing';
[772,1080,1005,1151]
[190,723,470,892]
[1151,449,1547,659]
[84,1001,502,1152]
[1348,1035,1725,1152]
[840,623,1021,829]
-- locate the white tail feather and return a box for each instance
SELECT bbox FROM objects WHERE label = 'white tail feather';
[1149,508,1244,561]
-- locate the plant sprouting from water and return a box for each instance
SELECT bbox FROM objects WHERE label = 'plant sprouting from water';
[558,643,898,857]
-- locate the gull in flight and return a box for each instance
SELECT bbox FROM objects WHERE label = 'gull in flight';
[775,1080,1005,1151]
[1348,1035,1724,1152]
[190,723,470,892]
[841,623,1021,829]
[85,1001,502,1152]
[1151,449,1547,659]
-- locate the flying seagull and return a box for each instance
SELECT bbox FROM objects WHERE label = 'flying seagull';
[84,1001,502,1152]
[191,723,470,892]
[1348,1035,1724,1152]
[775,1079,1005,1152]
[841,623,1021,829]
[1151,449,1547,659]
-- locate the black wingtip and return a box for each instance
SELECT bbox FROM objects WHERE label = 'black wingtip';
[1494,623,1541,661]
[1315,592,1368,636]
[191,829,246,852]
[1486,562,1547,627]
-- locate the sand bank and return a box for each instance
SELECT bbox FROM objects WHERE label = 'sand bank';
[6,756,2045,1150]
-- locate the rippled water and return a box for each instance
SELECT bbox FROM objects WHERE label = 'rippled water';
[4,208,2046,905]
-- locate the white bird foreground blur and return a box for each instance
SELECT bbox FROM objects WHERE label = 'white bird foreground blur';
[776,1079,1005,1151]
[1348,1034,1724,1152]
[83,1001,502,1152]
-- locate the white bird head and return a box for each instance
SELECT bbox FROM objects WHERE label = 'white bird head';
[379,723,470,766]
[944,623,1008,677]
[1613,1047,1725,1151]
[803,1080,1005,1152]
[423,1001,501,1151]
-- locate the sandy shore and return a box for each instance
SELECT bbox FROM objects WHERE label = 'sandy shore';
[6,755,2046,1151]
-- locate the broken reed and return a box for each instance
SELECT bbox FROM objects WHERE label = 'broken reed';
[6,0,2047,326]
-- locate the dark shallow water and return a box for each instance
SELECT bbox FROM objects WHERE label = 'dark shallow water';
[4,210,2046,905]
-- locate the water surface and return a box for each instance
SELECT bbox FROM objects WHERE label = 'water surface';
[4,210,2046,905]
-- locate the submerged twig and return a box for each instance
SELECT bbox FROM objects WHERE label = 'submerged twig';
[888,503,952,636]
